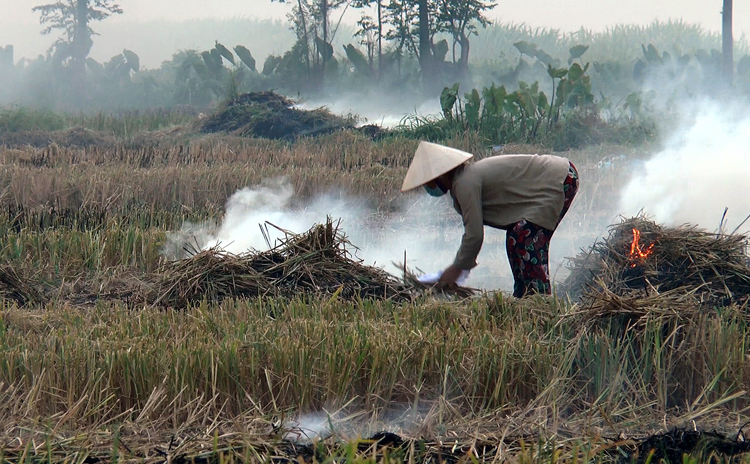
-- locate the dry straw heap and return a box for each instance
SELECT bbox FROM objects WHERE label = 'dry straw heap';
[0,218,475,309]
[198,91,355,140]
[150,219,421,308]
[562,216,750,319]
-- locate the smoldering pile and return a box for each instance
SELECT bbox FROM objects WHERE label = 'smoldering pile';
[149,218,468,309]
[561,217,750,319]
[198,91,355,140]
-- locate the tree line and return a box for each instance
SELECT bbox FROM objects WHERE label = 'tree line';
[20,0,495,95]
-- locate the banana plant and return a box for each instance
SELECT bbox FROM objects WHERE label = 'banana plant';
[434,39,449,63]
[513,41,557,67]
[234,46,257,72]
[91,49,140,82]
[214,42,236,66]
[547,64,567,125]
[344,44,371,76]
[439,80,551,142]
[464,88,481,129]
[568,45,589,65]
[122,49,140,72]
[516,81,549,139]
[262,55,282,75]
[440,82,460,119]
[315,37,334,63]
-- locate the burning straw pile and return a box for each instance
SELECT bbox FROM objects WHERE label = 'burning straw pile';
[562,217,750,313]
[149,219,415,308]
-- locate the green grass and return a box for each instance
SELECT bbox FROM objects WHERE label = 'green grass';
[0,106,66,133]
[0,294,748,462]
[65,107,199,138]
[0,106,197,138]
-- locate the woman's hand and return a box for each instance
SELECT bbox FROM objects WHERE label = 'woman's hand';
[437,265,464,288]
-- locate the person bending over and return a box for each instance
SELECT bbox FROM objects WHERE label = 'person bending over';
[401,141,579,298]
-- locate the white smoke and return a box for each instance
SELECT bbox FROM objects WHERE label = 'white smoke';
[283,412,334,443]
[619,101,750,233]
[163,177,518,290]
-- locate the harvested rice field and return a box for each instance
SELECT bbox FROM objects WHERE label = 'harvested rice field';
[1,128,750,464]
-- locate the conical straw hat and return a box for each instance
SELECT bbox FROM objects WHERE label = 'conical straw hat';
[400,141,474,192]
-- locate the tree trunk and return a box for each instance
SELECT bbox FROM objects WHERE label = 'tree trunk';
[459,31,470,76]
[418,0,434,89]
[321,0,328,43]
[71,0,90,95]
[377,0,382,80]
[723,0,733,84]
[319,0,328,87]
[297,0,311,75]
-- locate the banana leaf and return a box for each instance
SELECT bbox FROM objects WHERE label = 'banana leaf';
[234,45,257,72]
[214,42,236,65]
[123,49,140,72]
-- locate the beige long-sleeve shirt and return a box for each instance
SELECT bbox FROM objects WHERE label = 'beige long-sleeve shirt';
[450,154,571,269]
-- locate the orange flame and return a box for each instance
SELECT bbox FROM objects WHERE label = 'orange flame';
[629,228,655,266]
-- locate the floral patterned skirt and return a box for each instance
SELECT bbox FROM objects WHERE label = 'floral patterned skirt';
[506,162,579,298]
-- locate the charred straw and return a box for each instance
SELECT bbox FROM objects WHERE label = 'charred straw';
[0,265,41,307]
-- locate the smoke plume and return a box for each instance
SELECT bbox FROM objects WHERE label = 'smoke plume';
[619,101,750,234]
[163,177,522,290]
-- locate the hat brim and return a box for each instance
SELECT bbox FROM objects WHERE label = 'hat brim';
[400,141,474,192]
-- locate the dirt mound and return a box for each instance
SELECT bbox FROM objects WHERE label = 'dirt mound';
[0,127,115,148]
[198,91,356,140]
[148,219,415,308]
[562,217,750,309]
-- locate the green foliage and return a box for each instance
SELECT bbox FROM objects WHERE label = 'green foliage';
[315,37,334,63]
[568,44,589,63]
[214,41,236,65]
[234,45,257,72]
[5,15,750,114]
[440,82,460,119]
[416,59,609,149]
[122,49,140,72]
[464,88,481,129]
[513,40,538,58]
[263,55,283,75]
[32,0,123,71]
[0,106,66,133]
[434,39,450,63]
[344,44,371,76]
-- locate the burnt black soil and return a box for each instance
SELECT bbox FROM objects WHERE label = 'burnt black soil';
[621,428,750,463]
[163,428,750,463]
[199,91,354,141]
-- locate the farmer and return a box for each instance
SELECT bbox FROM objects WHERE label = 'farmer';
[401,141,579,297]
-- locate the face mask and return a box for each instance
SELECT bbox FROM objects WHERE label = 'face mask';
[424,182,447,197]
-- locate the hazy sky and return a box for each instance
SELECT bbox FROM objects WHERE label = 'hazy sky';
[1,0,748,65]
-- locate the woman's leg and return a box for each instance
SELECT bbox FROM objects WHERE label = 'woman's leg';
[506,220,554,298]
[507,162,578,297]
